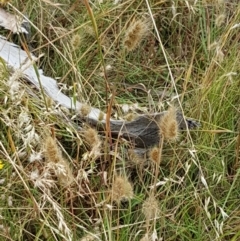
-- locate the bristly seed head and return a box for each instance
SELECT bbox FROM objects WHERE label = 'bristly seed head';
[43,136,62,163]
[56,158,75,187]
[84,127,101,148]
[71,34,82,50]
[159,106,179,141]
[42,136,74,187]
[83,127,102,158]
[148,147,161,164]
[123,18,149,52]
[215,14,226,27]
[124,113,137,121]
[142,194,159,221]
[128,149,146,166]
[111,175,133,203]
[98,111,104,121]
[80,104,91,117]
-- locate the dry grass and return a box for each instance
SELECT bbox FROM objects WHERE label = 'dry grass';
[0,0,240,240]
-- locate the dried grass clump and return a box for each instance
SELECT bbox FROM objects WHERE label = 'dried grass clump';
[123,18,149,52]
[159,106,179,141]
[111,175,133,203]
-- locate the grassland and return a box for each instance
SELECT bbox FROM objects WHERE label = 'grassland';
[0,0,240,240]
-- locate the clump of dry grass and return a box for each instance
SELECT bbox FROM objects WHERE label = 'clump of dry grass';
[123,18,150,52]
[27,136,74,240]
[1,0,239,240]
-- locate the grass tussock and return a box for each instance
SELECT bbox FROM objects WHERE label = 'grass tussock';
[0,0,240,240]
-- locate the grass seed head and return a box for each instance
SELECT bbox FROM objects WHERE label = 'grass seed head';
[83,127,102,158]
[111,176,133,203]
[215,14,226,27]
[83,25,96,37]
[98,111,104,121]
[57,158,75,187]
[148,146,161,164]
[142,194,159,220]
[43,136,62,163]
[71,34,82,50]
[84,127,101,148]
[42,136,74,186]
[124,113,137,121]
[128,149,146,166]
[159,106,179,141]
[80,104,91,117]
[123,18,149,52]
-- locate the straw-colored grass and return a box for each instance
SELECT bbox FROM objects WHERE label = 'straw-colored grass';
[0,1,239,240]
